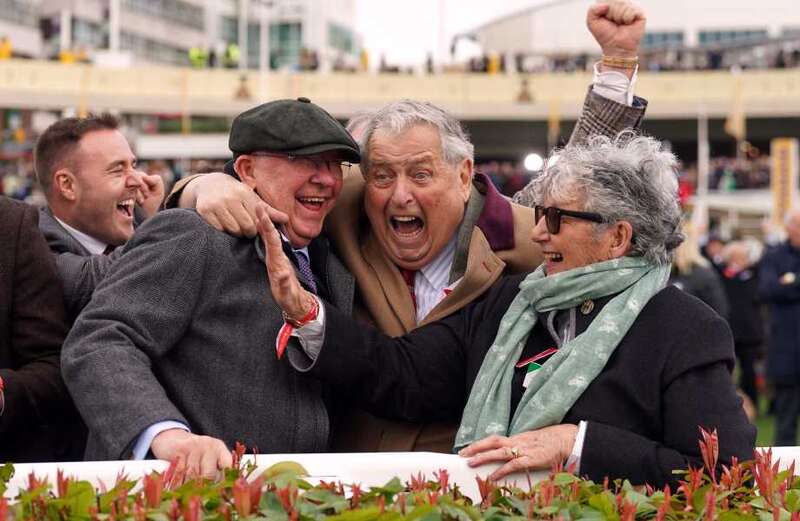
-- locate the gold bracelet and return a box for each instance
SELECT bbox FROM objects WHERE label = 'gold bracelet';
[601,55,639,69]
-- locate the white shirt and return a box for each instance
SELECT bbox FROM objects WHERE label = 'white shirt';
[54,216,109,255]
[413,236,460,323]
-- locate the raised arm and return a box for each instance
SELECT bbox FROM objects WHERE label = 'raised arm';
[513,0,647,207]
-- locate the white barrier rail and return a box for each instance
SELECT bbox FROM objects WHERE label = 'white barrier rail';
[2,452,544,502]
[5,448,798,501]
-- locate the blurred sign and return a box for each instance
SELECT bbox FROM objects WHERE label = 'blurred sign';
[770,138,799,225]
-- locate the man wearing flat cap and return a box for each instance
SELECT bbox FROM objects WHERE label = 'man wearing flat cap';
[61,98,358,475]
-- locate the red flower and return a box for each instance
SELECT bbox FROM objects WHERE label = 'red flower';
[698,427,719,484]
[56,469,71,498]
[182,496,201,521]
[143,472,163,508]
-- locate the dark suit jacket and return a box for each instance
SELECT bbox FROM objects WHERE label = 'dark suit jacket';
[62,209,355,460]
[292,275,756,488]
[37,207,122,322]
[0,196,81,462]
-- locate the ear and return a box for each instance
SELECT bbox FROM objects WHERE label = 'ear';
[457,158,474,202]
[53,168,78,201]
[235,155,257,189]
[608,220,634,258]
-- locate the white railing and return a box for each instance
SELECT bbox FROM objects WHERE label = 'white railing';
[4,448,797,501]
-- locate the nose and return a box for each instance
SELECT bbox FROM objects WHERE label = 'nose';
[309,163,340,187]
[389,176,414,207]
[125,169,145,188]
[530,209,549,243]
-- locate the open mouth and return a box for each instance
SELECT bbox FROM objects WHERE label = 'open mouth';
[390,215,424,238]
[297,196,327,211]
[116,198,134,218]
[543,252,563,263]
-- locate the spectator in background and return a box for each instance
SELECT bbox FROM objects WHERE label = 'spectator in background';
[702,234,727,272]
[33,114,164,320]
[760,209,800,445]
[0,196,81,461]
[0,37,11,60]
[670,223,729,319]
[720,241,764,411]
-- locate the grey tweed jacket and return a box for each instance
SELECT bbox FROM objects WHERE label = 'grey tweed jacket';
[512,88,647,207]
[61,209,354,460]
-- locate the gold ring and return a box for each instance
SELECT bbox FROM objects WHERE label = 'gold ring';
[509,446,521,459]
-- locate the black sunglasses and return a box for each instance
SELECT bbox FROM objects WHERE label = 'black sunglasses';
[534,205,606,234]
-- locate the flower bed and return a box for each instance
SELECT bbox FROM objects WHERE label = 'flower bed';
[1,432,798,520]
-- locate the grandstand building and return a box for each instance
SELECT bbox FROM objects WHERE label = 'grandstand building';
[470,0,799,70]
[5,0,358,69]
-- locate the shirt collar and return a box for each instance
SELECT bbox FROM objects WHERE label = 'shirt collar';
[54,216,109,255]
[279,230,310,259]
[418,234,457,288]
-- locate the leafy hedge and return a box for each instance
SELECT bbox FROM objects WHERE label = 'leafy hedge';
[0,430,796,520]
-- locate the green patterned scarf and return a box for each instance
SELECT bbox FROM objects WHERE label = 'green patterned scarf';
[454,256,670,450]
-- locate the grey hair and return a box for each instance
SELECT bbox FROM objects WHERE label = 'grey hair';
[530,132,684,265]
[359,100,474,173]
[345,110,375,141]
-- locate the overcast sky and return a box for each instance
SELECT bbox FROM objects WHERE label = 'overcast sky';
[354,0,545,67]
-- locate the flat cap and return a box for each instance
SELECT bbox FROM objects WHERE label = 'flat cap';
[228,97,360,165]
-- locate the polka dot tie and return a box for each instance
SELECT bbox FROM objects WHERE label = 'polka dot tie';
[293,250,317,294]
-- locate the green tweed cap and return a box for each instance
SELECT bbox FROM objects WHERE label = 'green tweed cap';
[225,97,360,176]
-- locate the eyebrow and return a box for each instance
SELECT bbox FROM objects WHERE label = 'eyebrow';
[370,153,435,169]
[105,158,136,171]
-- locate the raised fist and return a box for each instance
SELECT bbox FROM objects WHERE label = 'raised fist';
[587,0,646,59]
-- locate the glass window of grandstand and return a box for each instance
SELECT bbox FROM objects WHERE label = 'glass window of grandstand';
[0,0,37,26]
[782,27,800,38]
[328,23,354,54]
[698,29,768,46]
[120,31,186,65]
[72,19,106,49]
[642,31,684,50]
[221,18,302,70]
[122,0,203,30]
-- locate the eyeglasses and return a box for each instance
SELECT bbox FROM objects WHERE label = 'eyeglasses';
[250,152,352,173]
[534,205,606,234]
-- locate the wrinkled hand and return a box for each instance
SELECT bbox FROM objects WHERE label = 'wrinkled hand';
[588,0,646,58]
[136,172,165,218]
[150,429,233,482]
[255,205,316,322]
[189,173,264,237]
[458,424,578,480]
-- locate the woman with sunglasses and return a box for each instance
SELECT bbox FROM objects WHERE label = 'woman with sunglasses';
[257,134,755,488]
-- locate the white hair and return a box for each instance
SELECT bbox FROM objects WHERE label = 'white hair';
[531,132,684,265]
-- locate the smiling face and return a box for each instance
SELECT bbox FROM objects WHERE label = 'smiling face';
[363,124,472,271]
[237,152,343,248]
[531,195,619,276]
[64,129,142,246]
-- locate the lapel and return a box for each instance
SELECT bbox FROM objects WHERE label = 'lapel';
[362,233,417,335]
[420,227,506,326]
[39,207,92,256]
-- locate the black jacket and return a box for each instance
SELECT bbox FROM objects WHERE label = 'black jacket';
[721,266,764,345]
[759,243,800,383]
[0,197,82,461]
[296,274,756,488]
